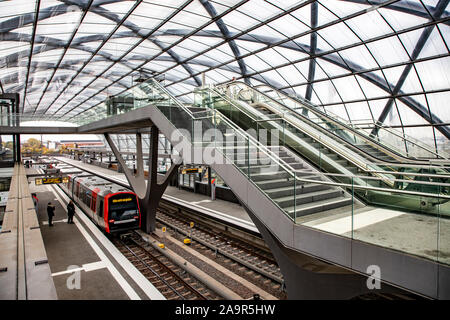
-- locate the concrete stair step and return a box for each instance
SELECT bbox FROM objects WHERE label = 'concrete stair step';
[265,183,331,198]
[275,189,344,208]
[239,162,304,173]
[256,175,321,189]
[250,171,292,182]
[286,197,353,218]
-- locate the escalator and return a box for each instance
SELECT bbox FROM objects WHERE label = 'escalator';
[194,84,449,216]
[146,79,355,220]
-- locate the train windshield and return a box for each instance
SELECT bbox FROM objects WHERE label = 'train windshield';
[108,194,139,221]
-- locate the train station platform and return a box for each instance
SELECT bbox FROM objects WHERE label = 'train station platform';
[54,156,257,233]
[26,167,165,300]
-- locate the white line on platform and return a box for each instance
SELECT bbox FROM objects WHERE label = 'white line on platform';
[303,208,405,235]
[51,261,106,277]
[73,216,141,300]
[42,219,67,225]
[190,199,213,204]
[48,182,166,300]
[47,183,141,300]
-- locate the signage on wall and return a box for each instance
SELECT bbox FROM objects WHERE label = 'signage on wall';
[0,191,8,206]
[35,176,69,185]
[181,167,203,174]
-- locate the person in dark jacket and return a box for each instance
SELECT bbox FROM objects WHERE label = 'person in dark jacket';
[67,201,75,224]
[47,202,55,226]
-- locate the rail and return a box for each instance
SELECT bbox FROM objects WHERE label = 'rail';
[220,81,448,162]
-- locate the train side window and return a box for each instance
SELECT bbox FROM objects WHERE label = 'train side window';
[99,200,103,217]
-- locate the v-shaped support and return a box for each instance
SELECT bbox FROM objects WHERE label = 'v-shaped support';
[104,126,180,233]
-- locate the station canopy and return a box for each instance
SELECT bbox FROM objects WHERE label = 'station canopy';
[0,0,449,152]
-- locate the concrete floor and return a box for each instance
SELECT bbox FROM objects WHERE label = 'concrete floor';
[300,205,450,265]
[33,188,131,300]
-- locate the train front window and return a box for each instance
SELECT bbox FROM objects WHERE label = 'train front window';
[108,194,138,221]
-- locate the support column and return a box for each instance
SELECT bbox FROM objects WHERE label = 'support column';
[104,127,180,233]
[13,134,20,163]
[243,207,405,299]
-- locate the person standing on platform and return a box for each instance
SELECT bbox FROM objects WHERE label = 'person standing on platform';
[67,201,75,224]
[47,202,55,227]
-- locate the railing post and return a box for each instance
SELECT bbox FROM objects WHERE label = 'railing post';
[247,137,250,179]
[293,171,296,222]
[351,176,354,239]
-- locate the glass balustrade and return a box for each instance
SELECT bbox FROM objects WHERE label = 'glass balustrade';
[221,81,448,161]
[4,77,448,266]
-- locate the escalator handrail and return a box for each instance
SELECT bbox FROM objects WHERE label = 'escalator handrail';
[255,83,448,162]
[148,78,195,117]
[209,86,403,186]
[152,84,301,180]
[208,88,450,181]
[216,82,406,166]
[222,81,448,163]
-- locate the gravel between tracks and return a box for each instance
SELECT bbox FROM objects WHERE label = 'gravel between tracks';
[154,232,260,299]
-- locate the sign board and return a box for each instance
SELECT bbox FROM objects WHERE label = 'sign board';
[0,191,8,207]
[112,197,132,203]
[35,176,69,185]
[181,167,203,174]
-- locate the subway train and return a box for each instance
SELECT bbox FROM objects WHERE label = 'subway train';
[59,171,141,234]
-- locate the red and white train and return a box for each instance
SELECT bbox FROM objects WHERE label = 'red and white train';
[59,170,141,234]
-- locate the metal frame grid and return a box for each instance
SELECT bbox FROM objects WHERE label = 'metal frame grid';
[0,0,449,153]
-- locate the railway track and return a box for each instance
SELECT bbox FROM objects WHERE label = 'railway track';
[155,206,286,299]
[113,233,220,300]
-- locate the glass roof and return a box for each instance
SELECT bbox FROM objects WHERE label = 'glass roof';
[0,0,449,153]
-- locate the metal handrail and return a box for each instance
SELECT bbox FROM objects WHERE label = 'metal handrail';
[351,120,449,160]
[294,169,450,186]
[207,89,306,177]
[147,78,195,117]
[262,84,448,161]
[227,81,448,162]
[211,84,450,192]
[149,82,300,180]
[205,90,449,194]
[209,85,394,184]
[254,84,445,161]
[216,82,405,168]
[292,174,450,200]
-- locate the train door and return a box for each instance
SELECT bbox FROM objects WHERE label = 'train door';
[84,188,93,219]
[97,198,105,230]
[71,177,77,199]
[91,188,100,225]
[75,180,81,200]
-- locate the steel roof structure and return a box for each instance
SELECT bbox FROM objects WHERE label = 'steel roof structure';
[0,0,449,152]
